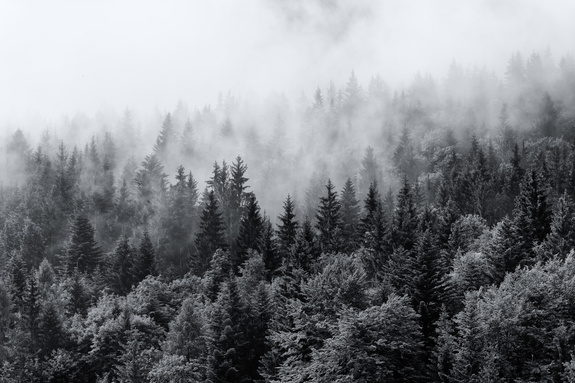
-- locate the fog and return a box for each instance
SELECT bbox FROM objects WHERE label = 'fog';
[1,0,573,121]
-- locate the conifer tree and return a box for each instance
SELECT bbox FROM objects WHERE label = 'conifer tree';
[260,217,281,279]
[228,156,249,247]
[538,192,575,260]
[65,213,102,275]
[290,217,321,273]
[206,278,247,383]
[153,113,174,158]
[108,236,137,296]
[135,229,157,283]
[392,176,419,252]
[509,169,551,268]
[315,179,343,254]
[235,194,263,268]
[340,178,361,253]
[359,146,381,198]
[277,194,298,257]
[194,190,227,276]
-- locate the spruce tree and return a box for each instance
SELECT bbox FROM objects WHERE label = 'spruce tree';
[65,213,102,275]
[259,217,281,279]
[340,178,361,253]
[277,194,299,258]
[153,113,174,158]
[290,217,321,273]
[206,278,247,383]
[392,176,419,252]
[229,156,249,247]
[315,179,343,254]
[509,169,551,268]
[235,194,263,268]
[108,236,136,296]
[194,190,227,276]
[538,192,575,260]
[135,229,157,283]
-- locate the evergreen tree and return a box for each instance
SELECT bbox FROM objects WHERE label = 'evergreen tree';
[228,156,250,248]
[135,229,157,283]
[65,213,102,274]
[206,278,247,383]
[359,146,381,198]
[154,113,175,158]
[235,194,263,268]
[340,178,361,253]
[315,179,343,254]
[108,236,137,296]
[259,217,281,279]
[392,176,419,252]
[510,169,551,268]
[37,301,65,358]
[193,190,227,276]
[161,165,198,275]
[538,192,575,260]
[290,217,321,273]
[276,194,299,257]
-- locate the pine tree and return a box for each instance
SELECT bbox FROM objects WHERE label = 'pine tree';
[37,301,65,358]
[65,213,102,274]
[315,179,343,254]
[193,191,227,276]
[538,192,575,260]
[108,236,137,296]
[359,183,391,279]
[153,113,174,158]
[392,176,419,252]
[340,178,361,253]
[180,118,195,158]
[134,229,157,283]
[276,194,299,257]
[510,169,551,268]
[161,165,198,275]
[206,278,247,383]
[235,194,263,268]
[290,217,321,273]
[359,146,381,198]
[259,217,281,279]
[228,156,250,248]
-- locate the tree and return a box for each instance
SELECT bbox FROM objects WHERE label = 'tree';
[359,146,381,198]
[315,179,343,254]
[306,295,424,383]
[206,278,247,383]
[340,178,361,253]
[163,298,206,363]
[65,213,102,274]
[134,229,157,283]
[392,177,419,252]
[161,165,198,275]
[510,169,551,268]
[193,191,227,276]
[235,194,263,269]
[260,218,281,279]
[228,156,250,248]
[154,113,175,159]
[108,236,137,296]
[276,195,298,258]
[538,192,575,260]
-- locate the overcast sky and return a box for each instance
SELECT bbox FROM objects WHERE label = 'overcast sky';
[0,0,573,122]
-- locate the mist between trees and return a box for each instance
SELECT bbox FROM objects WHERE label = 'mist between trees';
[1,49,575,381]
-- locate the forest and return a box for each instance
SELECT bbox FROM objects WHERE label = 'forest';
[1,49,575,382]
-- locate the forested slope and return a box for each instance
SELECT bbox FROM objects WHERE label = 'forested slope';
[1,50,575,382]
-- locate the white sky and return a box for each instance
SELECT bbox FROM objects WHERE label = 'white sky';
[0,0,573,122]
